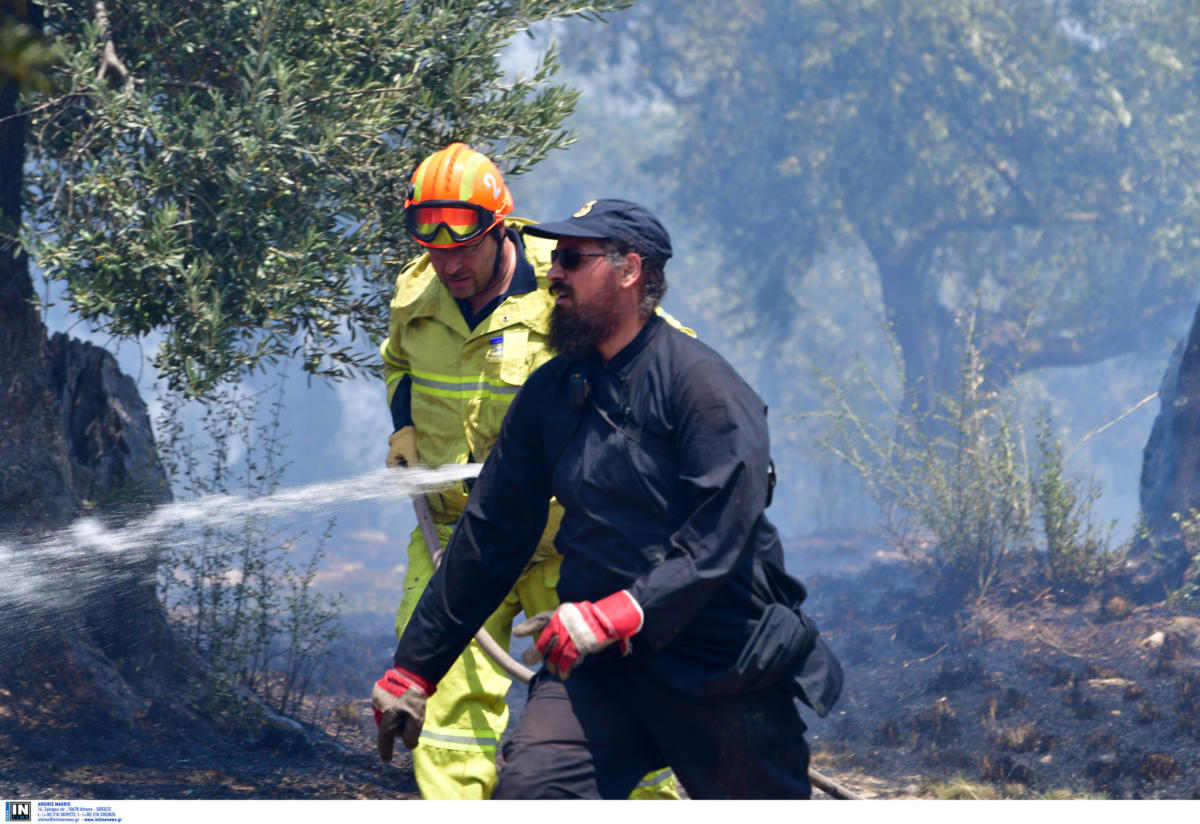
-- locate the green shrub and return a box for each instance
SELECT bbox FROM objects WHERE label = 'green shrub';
[818,331,1035,603]
[1035,416,1117,591]
[156,377,343,721]
[818,319,1119,604]
[1169,510,1200,610]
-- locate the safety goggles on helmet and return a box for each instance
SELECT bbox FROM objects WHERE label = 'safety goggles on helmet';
[405,200,498,247]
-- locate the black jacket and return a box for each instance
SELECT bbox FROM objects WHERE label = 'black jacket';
[395,315,841,714]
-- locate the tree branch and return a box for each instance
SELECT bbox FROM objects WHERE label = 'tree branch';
[139,78,216,93]
[895,206,1110,272]
[302,84,416,106]
[0,91,89,126]
[986,298,1188,376]
[93,0,132,88]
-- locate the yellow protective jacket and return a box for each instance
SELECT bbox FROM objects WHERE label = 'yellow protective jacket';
[380,218,559,524]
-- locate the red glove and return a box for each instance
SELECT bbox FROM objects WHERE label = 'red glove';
[513,590,644,679]
[371,666,436,762]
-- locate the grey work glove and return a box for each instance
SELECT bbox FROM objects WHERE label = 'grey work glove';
[371,666,435,761]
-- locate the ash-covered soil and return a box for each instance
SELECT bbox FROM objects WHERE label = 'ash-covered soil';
[0,606,415,800]
[0,682,414,799]
[802,557,1200,799]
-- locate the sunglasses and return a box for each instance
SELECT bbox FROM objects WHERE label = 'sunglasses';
[550,248,609,271]
[406,200,496,246]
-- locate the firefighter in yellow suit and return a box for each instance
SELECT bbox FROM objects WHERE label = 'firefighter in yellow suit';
[380,144,681,800]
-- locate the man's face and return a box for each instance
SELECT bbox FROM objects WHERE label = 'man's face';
[547,237,623,357]
[427,231,499,301]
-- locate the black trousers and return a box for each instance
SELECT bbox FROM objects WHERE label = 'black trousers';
[493,658,812,800]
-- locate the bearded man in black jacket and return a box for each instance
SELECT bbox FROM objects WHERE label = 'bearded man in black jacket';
[371,198,842,800]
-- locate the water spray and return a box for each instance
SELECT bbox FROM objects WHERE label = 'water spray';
[0,464,482,620]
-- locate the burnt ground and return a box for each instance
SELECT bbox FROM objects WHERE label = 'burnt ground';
[3,535,1200,800]
[801,547,1200,800]
[0,661,418,800]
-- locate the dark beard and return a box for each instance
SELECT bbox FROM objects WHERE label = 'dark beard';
[549,302,619,358]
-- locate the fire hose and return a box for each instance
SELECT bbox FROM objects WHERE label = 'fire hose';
[412,494,535,683]
[410,492,859,800]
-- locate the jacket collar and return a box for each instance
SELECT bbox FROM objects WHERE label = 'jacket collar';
[594,313,664,376]
[454,228,538,330]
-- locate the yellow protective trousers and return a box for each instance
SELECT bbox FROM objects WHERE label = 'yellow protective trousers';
[395,522,679,800]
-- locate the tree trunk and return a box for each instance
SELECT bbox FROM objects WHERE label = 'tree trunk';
[0,3,75,531]
[1124,299,1200,602]
[0,5,215,759]
[864,222,962,424]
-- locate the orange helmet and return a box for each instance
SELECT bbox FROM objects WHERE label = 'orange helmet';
[404,143,514,248]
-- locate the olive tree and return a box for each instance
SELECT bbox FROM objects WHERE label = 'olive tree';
[0,0,632,756]
[23,0,631,396]
[582,0,1200,416]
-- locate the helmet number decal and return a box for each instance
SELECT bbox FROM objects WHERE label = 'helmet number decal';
[482,172,502,200]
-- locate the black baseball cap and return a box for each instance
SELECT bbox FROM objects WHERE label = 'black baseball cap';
[524,199,673,264]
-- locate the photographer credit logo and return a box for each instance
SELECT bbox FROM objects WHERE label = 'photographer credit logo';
[4,802,31,822]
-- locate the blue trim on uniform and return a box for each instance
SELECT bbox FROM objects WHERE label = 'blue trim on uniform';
[390,373,414,431]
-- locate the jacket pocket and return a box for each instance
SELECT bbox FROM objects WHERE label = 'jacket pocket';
[479,329,528,443]
[791,635,844,718]
[755,552,844,717]
[498,328,529,385]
